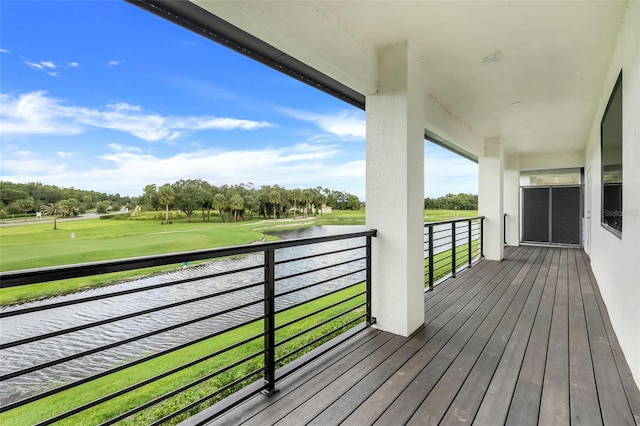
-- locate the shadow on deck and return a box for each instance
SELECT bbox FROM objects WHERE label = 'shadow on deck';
[188,246,640,425]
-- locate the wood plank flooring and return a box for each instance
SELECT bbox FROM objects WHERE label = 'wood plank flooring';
[194,246,640,426]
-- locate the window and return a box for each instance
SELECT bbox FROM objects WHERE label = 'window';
[601,71,623,236]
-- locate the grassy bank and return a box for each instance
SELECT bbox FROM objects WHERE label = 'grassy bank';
[0,284,365,425]
[0,218,268,272]
[0,219,265,305]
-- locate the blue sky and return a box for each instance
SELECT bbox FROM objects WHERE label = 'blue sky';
[0,1,477,199]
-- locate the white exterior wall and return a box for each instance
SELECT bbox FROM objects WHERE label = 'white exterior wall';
[478,138,505,260]
[504,155,520,246]
[366,42,425,337]
[585,1,640,387]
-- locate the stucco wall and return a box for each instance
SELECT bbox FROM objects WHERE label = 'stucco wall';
[585,1,640,387]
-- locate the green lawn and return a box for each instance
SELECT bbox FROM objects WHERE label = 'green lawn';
[0,218,267,272]
[424,209,478,222]
[0,218,271,304]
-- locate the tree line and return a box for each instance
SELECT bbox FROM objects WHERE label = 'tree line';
[1,181,478,224]
[0,180,362,223]
[424,193,478,211]
[0,181,132,219]
[141,180,362,224]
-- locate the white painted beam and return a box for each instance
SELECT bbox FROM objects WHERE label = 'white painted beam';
[518,151,585,171]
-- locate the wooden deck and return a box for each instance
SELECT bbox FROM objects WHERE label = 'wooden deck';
[197,246,640,425]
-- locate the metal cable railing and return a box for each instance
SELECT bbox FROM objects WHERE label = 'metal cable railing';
[424,217,484,291]
[0,230,377,425]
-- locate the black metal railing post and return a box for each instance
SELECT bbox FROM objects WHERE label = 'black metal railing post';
[451,222,457,278]
[467,219,472,267]
[480,217,485,258]
[365,234,373,325]
[428,226,434,291]
[263,248,278,396]
[503,213,507,245]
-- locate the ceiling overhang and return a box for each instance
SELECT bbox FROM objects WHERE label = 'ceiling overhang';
[128,0,629,160]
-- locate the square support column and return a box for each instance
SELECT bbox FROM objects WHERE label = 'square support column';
[479,138,505,260]
[366,42,425,337]
[504,154,520,246]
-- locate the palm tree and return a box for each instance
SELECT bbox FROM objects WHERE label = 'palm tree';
[41,202,68,230]
[213,193,228,222]
[314,188,327,217]
[60,198,79,217]
[268,190,281,220]
[303,189,314,217]
[16,197,34,221]
[229,192,244,222]
[290,188,302,218]
[158,184,175,224]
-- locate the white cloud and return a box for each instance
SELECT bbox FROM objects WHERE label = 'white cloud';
[21,59,74,76]
[107,102,142,112]
[0,91,84,135]
[108,60,122,68]
[0,140,476,200]
[24,60,57,70]
[424,144,478,197]
[107,143,143,154]
[57,151,78,158]
[0,142,364,198]
[0,49,10,54]
[0,91,273,141]
[24,61,44,70]
[2,156,69,175]
[282,108,365,139]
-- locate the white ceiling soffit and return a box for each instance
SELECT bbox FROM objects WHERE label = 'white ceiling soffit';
[187,0,627,158]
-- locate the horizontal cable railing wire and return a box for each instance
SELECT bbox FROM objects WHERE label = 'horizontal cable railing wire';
[275,282,366,319]
[0,280,265,349]
[424,217,484,291]
[0,229,377,425]
[0,314,266,414]
[0,297,266,382]
[0,263,265,318]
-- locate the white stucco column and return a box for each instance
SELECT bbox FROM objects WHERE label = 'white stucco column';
[366,42,425,337]
[503,154,520,246]
[478,138,505,260]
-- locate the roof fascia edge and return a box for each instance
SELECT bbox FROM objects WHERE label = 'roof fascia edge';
[125,0,366,110]
[424,129,478,163]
